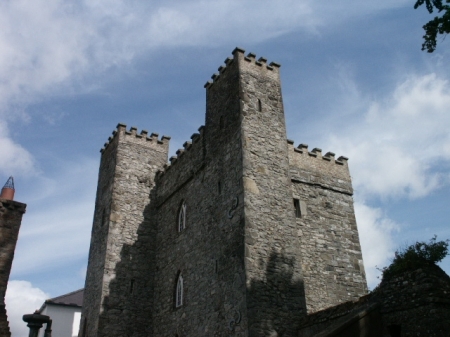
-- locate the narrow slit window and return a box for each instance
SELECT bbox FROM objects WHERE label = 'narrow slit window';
[130,279,135,294]
[218,181,222,194]
[258,99,262,112]
[101,208,106,227]
[219,115,224,129]
[294,199,301,218]
[176,274,183,307]
[178,201,186,232]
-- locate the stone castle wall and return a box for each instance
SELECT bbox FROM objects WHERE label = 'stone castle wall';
[0,199,26,337]
[82,48,367,337]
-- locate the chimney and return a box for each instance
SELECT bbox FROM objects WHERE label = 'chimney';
[0,176,15,200]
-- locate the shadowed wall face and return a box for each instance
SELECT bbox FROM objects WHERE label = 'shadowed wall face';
[0,199,26,337]
[152,49,247,336]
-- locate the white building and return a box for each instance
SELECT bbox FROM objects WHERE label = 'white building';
[38,289,83,337]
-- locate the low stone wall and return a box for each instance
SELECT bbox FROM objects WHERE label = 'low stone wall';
[298,264,450,337]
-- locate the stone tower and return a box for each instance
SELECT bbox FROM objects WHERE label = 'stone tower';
[0,177,26,337]
[82,48,367,337]
[81,127,169,337]
[150,48,306,336]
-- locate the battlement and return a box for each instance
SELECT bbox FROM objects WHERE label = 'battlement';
[204,47,281,89]
[155,127,206,207]
[240,48,281,70]
[157,126,205,178]
[100,123,170,154]
[287,140,349,166]
[287,140,353,195]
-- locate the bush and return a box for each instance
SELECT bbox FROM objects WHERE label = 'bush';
[381,236,449,281]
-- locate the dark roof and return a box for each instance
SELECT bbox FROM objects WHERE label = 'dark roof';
[45,288,84,307]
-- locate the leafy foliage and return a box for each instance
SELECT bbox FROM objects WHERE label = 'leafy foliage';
[381,236,449,281]
[414,0,450,52]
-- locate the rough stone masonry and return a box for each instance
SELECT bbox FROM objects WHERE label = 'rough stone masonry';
[81,48,367,337]
[0,197,26,337]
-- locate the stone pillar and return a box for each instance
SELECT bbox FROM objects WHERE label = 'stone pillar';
[22,312,51,337]
[0,187,26,337]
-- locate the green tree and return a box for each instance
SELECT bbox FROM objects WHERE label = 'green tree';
[381,236,449,281]
[415,0,450,52]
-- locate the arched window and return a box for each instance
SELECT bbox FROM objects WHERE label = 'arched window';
[178,201,186,232]
[176,274,183,307]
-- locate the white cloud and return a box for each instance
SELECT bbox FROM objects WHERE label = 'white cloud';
[142,1,317,47]
[323,73,450,200]
[5,281,49,337]
[0,0,314,116]
[306,71,450,287]
[355,202,399,288]
[0,0,415,119]
[0,122,35,177]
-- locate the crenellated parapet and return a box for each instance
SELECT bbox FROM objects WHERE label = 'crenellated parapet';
[287,139,349,165]
[203,55,235,89]
[155,126,206,206]
[157,126,204,177]
[287,140,353,195]
[204,47,280,90]
[100,123,170,154]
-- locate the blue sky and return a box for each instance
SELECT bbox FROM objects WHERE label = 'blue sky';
[2,1,450,335]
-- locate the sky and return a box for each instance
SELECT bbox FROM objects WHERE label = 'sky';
[2,1,450,335]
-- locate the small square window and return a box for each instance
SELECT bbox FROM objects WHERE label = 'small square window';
[388,325,401,337]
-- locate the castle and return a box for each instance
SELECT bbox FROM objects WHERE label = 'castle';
[81,48,368,337]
